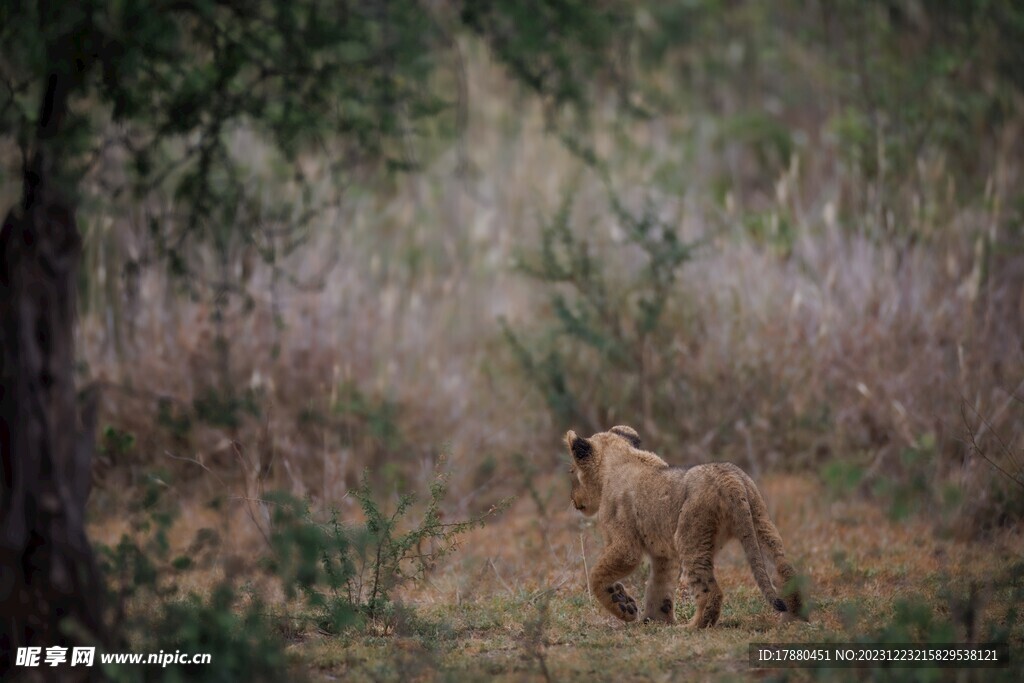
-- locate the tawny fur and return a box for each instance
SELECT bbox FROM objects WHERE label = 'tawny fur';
[565,426,806,627]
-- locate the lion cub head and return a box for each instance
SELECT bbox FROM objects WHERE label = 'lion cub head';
[563,425,642,516]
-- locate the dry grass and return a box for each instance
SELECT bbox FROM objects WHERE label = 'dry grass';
[90,473,1023,681]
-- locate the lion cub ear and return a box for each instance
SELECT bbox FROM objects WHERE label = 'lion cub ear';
[565,430,594,461]
[610,425,641,448]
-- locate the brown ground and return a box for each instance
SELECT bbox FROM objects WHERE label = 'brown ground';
[90,473,1024,681]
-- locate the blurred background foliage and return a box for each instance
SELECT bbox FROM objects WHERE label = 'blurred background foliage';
[4,0,1021,522]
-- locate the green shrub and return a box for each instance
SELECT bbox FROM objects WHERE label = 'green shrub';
[503,186,695,435]
[268,465,509,632]
[98,461,506,679]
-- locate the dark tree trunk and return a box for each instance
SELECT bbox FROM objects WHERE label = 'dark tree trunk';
[0,70,109,677]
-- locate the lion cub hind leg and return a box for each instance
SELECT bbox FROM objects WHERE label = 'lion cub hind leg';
[680,520,724,628]
[685,564,724,628]
[590,545,641,622]
[642,556,682,624]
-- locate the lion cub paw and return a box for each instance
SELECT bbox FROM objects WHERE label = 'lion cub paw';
[642,598,676,624]
[607,583,638,622]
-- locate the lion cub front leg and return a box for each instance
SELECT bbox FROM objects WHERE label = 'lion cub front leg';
[590,544,641,622]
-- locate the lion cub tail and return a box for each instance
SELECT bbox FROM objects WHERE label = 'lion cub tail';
[746,482,806,619]
[731,491,787,614]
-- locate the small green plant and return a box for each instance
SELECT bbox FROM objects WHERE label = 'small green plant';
[267,462,511,633]
[354,468,502,620]
[261,492,360,635]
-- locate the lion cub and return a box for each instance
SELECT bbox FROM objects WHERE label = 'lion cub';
[565,426,805,627]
